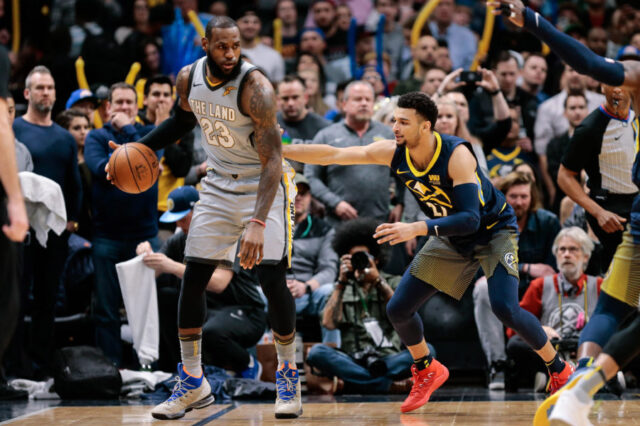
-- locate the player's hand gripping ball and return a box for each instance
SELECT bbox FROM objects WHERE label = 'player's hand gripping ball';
[107,142,160,194]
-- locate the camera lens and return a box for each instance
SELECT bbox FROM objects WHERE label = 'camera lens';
[351,251,370,271]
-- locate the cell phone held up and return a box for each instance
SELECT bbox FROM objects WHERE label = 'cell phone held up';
[459,71,482,85]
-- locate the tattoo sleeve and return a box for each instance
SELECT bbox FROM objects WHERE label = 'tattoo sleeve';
[322,287,344,330]
[242,71,282,222]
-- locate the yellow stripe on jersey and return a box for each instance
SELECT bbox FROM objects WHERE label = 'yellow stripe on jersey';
[476,172,486,206]
[282,164,295,268]
[490,146,521,162]
[633,118,639,153]
[406,131,442,177]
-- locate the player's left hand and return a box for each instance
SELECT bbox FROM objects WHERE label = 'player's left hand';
[238,222,265,269]
[374,222,424,245]
[487,0,525,27]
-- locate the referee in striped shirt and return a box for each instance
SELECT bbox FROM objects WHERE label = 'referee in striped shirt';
[558,84,637,269]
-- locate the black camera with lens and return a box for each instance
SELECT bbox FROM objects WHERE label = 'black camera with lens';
[350,251,372,272]
[352,347,387,377]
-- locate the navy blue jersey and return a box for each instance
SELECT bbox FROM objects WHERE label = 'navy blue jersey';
[391,132,517,253]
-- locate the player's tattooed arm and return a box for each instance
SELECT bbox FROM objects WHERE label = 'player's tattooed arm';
[175,64,194,112]
[242,70,282,222]
[236,70,282,269]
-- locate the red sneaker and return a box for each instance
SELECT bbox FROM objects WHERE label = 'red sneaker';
[400,359,449,413]
[547,361,575,394]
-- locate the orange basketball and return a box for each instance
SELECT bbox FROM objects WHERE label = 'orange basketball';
[108,142,160,194]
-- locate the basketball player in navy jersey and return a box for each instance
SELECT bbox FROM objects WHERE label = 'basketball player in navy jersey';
[491,0,640,423]
[283,90,573,412]
[107,17,301,420]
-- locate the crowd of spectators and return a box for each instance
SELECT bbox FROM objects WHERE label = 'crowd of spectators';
[2,0,640,396]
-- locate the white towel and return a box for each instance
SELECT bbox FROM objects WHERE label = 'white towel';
[116,255,159,365]
[19,171,67,247]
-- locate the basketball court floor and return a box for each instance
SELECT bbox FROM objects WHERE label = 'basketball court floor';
[1,388,639,425]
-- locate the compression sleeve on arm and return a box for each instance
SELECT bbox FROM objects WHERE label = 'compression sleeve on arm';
[425,183,480,237]
[138,105,198,151]
[523,8,625,87]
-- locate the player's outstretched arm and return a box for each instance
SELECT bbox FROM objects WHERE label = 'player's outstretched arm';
[282,139,396,166]
[137,65,198,151]
[238,70,282,268]
[490,0,631,88]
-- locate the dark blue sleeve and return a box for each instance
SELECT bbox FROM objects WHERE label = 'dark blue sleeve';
[523,8,625,87]
[84,129,111,181]
[65,134,83,221]
[425,183,480,237]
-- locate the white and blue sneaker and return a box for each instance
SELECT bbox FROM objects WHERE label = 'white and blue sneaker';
[274,361,302,419]
[151,363,214,420]
[239,355,263,381]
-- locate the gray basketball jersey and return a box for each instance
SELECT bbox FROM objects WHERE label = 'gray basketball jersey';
[188,58,261,176]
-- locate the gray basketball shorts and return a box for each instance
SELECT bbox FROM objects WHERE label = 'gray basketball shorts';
[410,228,520,300]
[185,167,296,267]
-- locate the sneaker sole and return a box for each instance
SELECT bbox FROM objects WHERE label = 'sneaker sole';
[533,375,583,426]
[275,408,303,419]
[151,394,215,420]
[400,366,450,413]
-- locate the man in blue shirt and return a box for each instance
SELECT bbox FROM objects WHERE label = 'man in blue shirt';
[428,0,477,70]
[13,65,82,378]
[84,82,161,366]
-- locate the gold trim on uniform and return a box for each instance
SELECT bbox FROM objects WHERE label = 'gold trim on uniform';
[406,132,442,177]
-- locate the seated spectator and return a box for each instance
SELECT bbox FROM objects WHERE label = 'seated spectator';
[505,227,601,391]
[500,171,560,293]
[306,218,418,393]
[136,187,267,378]
[473,171,559,389]
[288,175,338,344]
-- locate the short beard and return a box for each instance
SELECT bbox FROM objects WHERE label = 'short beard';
[33,102,52,114]
[207,54,242,81]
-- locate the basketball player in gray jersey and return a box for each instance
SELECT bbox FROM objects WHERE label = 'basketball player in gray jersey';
[106,16,301,420]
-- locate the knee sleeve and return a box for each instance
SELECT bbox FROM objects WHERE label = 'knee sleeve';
[385,268,437,347]
[178,261,216,329]
[257,258,296,336]
[488,264,547,349]
[578,291,636,347]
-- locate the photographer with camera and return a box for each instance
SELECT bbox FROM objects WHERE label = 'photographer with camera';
[505,227,601,391]
[306,218,429,393]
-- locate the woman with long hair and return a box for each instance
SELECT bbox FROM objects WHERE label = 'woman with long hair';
[56,110,93,240]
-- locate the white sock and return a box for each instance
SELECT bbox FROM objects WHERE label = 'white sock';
[275,336,296,366]
[179,333,203,377]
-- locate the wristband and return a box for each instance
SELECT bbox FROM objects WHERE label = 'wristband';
[249,218,266,228]
[488,89,500,96]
